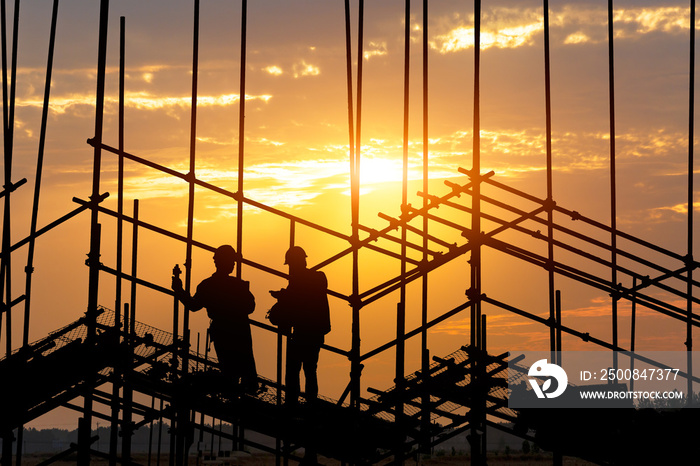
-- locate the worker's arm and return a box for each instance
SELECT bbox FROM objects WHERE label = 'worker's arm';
[171,274,204,312]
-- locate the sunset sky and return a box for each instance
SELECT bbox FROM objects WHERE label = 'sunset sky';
[3,0,699,427]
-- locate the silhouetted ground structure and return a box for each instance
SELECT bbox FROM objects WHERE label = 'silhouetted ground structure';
[3,308,700,465]
[0,309,522,464]
[1,1,699,465]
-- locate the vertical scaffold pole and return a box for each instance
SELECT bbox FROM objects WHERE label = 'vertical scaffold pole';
[1,0,21,360]
[278,220,295,466]
[420,0,430,454]
[0,0,7,368]
[170,274,179,466]
[556,290,562,357]
[235,0,248,453]
[687,0,695,405]
[348,0,364,415]
[110,15,126,466]
[607,0,619,370]
[177,2,200,463]
[80,1,109,464]
[470,0,482,352]
[469,2,483,465]
[396,0,411,462]
[122,200,138,465]
[236,0,247,277]
[543,0,557,365]
[545,0,561,451]
[630,277,637,392]
[147,396,156,466]
[183,0,200,371]
[342,0,356,413]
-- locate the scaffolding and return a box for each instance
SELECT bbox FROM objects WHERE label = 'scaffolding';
[0,1,698,465]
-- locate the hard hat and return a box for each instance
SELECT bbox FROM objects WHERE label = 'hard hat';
[284,246,307,265]
[214,245,238,261]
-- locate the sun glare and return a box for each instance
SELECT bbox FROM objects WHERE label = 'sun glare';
[359,157,404,185]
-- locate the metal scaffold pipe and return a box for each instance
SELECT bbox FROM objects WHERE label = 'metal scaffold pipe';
[687,0,695,405]
[608,0,619,372]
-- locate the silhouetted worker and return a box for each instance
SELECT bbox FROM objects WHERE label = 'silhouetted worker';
[172,245,258,392]
[270,246,331,407]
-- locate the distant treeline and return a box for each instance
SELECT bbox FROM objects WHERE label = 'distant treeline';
[4,423,238,455]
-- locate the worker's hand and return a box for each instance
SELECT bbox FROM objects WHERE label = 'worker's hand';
[172,275,183,292]
[269,289,285,299]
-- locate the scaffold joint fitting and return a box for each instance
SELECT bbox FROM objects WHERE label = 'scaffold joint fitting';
[543,198,556,211]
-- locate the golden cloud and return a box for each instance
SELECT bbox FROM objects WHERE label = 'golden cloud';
[16,91,272,114]
[293,61,320,78]
[263,65,283,76]
[364,41,388,60]
[431,5,691,53]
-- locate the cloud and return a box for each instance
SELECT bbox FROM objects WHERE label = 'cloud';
[430,5,691,52]
[656,201,700,215]
[564,32,592,45]
[433,22,544,53]
[263,65,284,76]
[614,6,689,36]
[363,41,388,60]
[292,60,320,78]
[16,91,272,115]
